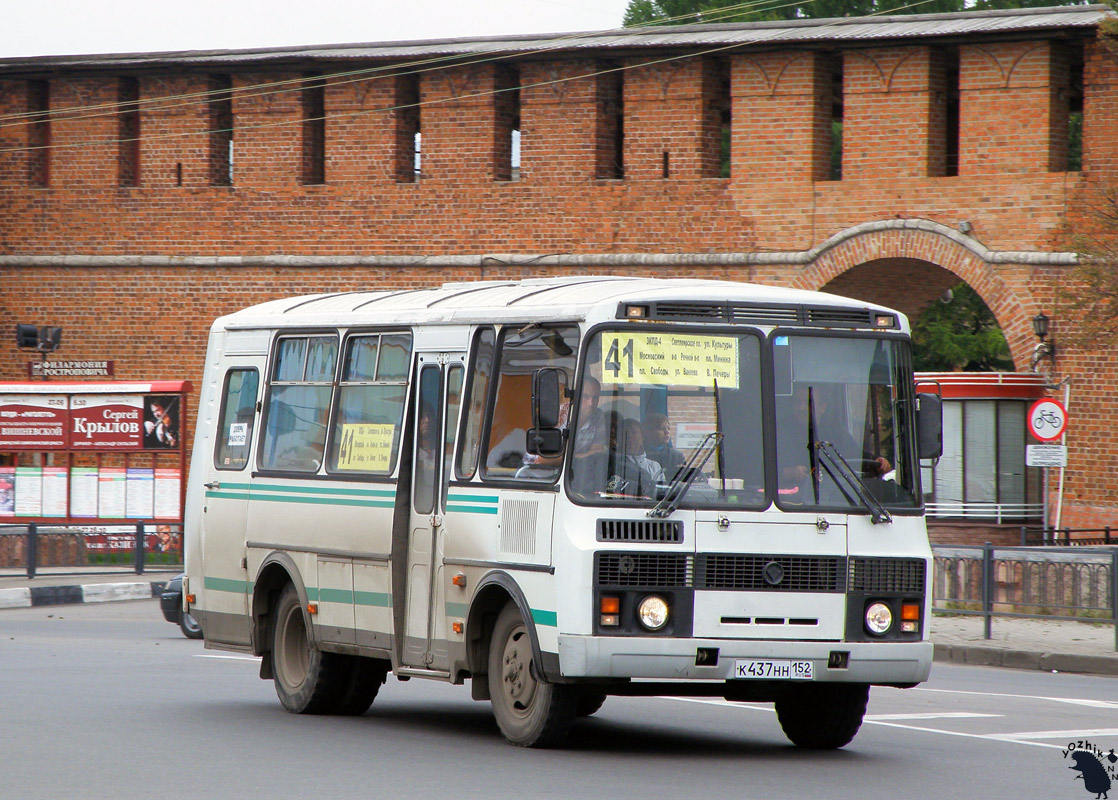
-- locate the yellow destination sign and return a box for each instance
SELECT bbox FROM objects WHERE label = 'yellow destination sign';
[600,332,739,388]
[336,423,396,471]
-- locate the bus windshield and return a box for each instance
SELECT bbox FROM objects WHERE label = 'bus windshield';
[773,334,919,512]
[568,329,767,508]
[568,328,919,512]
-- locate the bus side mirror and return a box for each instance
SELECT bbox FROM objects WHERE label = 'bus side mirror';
[916,393,942,460]
[532,368,562,429]
[528,368,564,457]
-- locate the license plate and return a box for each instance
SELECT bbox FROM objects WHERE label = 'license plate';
[734,659,813,680]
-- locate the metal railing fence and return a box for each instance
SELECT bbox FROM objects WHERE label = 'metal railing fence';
[932,542,1118,651]
[0,523,183,578]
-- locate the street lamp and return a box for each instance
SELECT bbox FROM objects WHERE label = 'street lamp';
[15,324,62,379]
[1029,312,1056,374]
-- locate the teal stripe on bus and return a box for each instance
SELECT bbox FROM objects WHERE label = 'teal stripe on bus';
[445,504,499,515]
[204,576,252,594]
[318,588,353,604]
[206,483,395,508]
[245,493,394,508]
[354,591,392,608]
[446,493,499,504]
[531,609,558,627]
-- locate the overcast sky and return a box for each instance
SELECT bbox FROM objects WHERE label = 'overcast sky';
[1,0,633,59]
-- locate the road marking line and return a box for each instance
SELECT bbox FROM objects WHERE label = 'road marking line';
[195,654,261,662]
[998,729,1118,740]
[865,712,1003,721]
[900,686,1118,711]
[662,697,1062,749]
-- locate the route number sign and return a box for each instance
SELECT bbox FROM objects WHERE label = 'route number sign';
[1028,398,1068,442]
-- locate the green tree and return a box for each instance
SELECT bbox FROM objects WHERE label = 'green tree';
[1059,184,1118,348]
[910,283,1014,372]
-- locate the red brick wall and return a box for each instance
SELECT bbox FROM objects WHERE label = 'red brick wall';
[1,29,1117,532]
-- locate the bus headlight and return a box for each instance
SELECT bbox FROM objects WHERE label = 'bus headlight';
[865,602,893,635]
[637,595,670,631]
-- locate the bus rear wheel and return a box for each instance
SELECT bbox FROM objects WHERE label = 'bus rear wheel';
[272,584,384,715]
[488,603,576,747]
[774,683,869,749]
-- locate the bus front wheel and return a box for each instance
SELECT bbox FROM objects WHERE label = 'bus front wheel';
[488,603,576,747]
[774,683,869,749]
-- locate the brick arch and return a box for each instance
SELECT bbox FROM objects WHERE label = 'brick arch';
[789,221,1038,371]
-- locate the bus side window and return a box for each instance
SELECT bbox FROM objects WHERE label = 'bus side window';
[483,324,577,481]
[327,332,413,475]
[260,335,338,473]
[456,327,495,480]
[214,368,259,470]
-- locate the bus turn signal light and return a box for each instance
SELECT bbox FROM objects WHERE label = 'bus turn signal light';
[901,603,920,620]
[600,595,620,627]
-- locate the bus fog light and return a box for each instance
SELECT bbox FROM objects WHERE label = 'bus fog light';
[901,621,918,633]
[600,614,619,626]
[865,602,893,635]
[637,596,669,631]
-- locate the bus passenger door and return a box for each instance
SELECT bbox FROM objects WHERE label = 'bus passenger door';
[199,362,263,648]
[402,354,464,671]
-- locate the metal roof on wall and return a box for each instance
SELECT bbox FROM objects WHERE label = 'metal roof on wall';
[0,5,1110,72]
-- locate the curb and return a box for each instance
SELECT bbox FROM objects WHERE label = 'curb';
[934,643,1118,677]
[0,581,165,610]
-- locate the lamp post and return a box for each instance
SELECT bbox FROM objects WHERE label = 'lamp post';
[1029,312,1056,381]
[15,324,62,380]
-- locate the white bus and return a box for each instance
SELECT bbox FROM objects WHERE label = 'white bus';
[184,276,942,748]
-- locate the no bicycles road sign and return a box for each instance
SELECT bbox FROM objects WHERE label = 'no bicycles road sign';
[1028,397,1068,442]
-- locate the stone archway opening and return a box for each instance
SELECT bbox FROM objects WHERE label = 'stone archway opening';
[818,257,1013,372]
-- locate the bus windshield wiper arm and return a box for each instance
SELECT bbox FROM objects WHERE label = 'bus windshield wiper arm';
[648,432,723,519]
[814,441,893,525]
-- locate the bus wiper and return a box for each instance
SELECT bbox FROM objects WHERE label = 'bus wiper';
[814,441,893,525]
[648,431,723,519]
[807,387,820,505]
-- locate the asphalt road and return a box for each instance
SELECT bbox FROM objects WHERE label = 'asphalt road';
[2,600,1116,800]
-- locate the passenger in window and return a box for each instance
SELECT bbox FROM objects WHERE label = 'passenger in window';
[573,376,608,458]
[777,386,890,496]
[641,413,685,479]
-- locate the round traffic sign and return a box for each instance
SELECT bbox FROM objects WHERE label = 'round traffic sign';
[1028,398,1068,442]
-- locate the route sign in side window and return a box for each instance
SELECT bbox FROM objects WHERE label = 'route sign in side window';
[327,332,413,475]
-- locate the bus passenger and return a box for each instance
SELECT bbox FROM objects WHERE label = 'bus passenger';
[641,412,685,479]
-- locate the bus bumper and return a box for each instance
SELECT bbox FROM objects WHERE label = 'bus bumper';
[557,635,933,685]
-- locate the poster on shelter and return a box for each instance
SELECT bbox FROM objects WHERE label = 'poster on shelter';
[14,466,42,517]
[125,468,154,519]
[153,468,181,519]
[142,395,180,449]
[0,395,69,449]
[0,466,14,517]
[70,395,143,449]
[42,466,68,517]
[70,467,98,517]
[98,468,127,518]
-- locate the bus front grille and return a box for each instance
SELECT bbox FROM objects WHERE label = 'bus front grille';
[595,552,693,587]
[697,554,845,592]
[848,557,926,593]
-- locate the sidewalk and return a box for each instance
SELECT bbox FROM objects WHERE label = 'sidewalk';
[0,568,174,609]
[1,569,1116,676]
